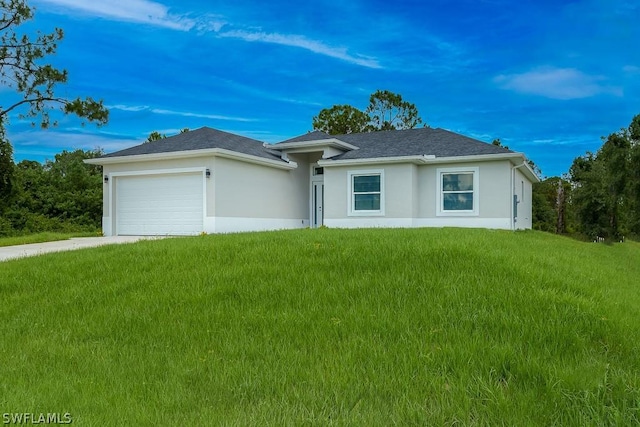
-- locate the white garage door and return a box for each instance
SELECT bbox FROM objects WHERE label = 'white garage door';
[116,172,204,236]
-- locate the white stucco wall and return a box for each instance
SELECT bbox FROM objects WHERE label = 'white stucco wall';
[514,167,533,229]
[212,155,311,232]
[324,163,417,228]
[415,160,512,229]
[324,159,518,230]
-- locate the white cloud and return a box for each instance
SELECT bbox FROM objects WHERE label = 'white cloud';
[108,104,148,112]
[108,104,256,122]
[196,18,226,33]
[494,67,622,100]
[218,30,381,69]
[151,108,256,121]
[532,139,555,144]
[10,130,138,156]
[35,0,380,68]
[35,0,198,30]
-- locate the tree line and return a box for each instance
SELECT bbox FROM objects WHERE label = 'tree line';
[0,136,103,236]
[533,114,640,240]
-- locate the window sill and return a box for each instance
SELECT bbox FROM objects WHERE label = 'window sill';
[436,211,479,217]
[348,211,385,217]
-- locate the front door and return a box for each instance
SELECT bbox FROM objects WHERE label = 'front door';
[312,181,324,228]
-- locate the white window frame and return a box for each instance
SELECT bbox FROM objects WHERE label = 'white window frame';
[436,166,479,216]
[348,169,385,216]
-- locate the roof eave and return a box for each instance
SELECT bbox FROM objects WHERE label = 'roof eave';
[318,152,523,167]
[423,152,524,163]
[317,155,433,167]
[84,148,298,170]
[514,159,541,183]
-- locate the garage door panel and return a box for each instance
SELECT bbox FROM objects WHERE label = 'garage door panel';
[116,173,203,236]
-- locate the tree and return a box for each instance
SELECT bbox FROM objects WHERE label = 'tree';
[366,90,423,131]
[145,131,166,143]
[629,114,640,142]
[629,143,640,233]
[0,0,108,130]
[532,177,573,234]
[570,153,611,238]
[45,149,103,226]
[532,178,556,233]
[491,138,509,149]
[0,124,14,213]
[627,114,640,234]
[312,105,369,135]
[312,90,425,135]
[145,128,188,142]
[599,132,631,236]
[3,148,103,234]
[569,126,635,239]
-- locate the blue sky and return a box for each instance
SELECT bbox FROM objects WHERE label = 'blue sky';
[4,0,639,177]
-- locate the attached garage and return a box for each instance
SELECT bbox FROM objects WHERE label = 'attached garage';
[114,172,204,236]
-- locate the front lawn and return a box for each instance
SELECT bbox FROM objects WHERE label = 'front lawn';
[0,228,638,425]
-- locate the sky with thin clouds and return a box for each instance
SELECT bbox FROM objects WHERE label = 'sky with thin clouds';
[4,0,639,177]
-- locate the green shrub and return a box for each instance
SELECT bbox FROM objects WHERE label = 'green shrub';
[0,216,14,237]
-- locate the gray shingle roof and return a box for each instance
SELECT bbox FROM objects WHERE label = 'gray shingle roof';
[275,130,332,144]
[101,127,283,161]
[321,127,513,160]
[101,126,513,162]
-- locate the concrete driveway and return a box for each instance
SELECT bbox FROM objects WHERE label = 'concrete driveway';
[0,236,159,262]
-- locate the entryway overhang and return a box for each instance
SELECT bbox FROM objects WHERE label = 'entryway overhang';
[271,138,358,160]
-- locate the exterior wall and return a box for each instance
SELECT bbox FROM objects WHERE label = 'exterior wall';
[99,154,533,235]
[212,155,310,232]
[324,163,416,228]
[411,164,419,218]
[415,160,512,229]
[324,160,518,230]
[514,167,533,229]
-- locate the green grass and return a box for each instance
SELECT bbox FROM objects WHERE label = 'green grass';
[0,231,100,247]
[0,228,639,425]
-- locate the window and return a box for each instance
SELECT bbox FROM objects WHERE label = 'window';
[313,167,324,176]
[442,173,473,210]
[348,170,384,215]
[437,167,479,216]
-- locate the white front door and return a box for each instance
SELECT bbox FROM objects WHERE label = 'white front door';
[312,181,324,228]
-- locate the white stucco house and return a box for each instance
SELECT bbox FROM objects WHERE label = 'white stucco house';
[85,127,539,236]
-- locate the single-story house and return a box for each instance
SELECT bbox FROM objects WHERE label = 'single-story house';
[86,126,539,236]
